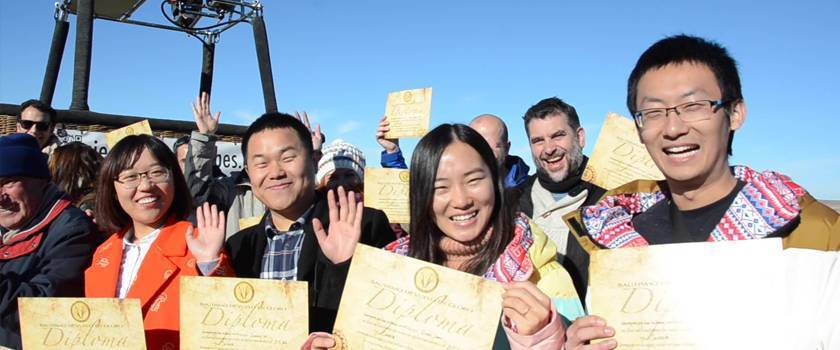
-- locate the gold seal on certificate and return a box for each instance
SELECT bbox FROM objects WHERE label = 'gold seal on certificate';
[105,120,153,148]
[383,87,432,139]
[414,267,439,292]
[363,168,410,223]
[333,244,504,350]
[583,113,664,190]
[179,276,308,350]
[589,239,785,349]
[18,297,146,349]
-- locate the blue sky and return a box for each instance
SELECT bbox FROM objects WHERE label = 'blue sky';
[2,1,838,199]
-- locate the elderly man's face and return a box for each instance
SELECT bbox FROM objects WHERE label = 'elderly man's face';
[0,177,45,230]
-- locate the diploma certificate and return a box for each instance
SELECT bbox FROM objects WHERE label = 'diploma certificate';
[383,87,432,139]
[583,113,664,190]
[18,297,146,350]
[363,168,410,223]
[179,276,308,349]
[332,244,504,350]
[588,239,785,349]
[105,120,153,148]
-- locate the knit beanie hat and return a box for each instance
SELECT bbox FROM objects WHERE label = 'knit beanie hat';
[0,133,51,179]
[316,139,365,185]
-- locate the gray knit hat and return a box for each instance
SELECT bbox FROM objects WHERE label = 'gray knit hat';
[316,139,365,185]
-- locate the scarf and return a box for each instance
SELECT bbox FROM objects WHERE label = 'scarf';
[438,228,492,271]
[385,213,536,283]
[1,183,63,244]
[581,165,805,249]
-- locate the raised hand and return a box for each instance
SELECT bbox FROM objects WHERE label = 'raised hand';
[375,116,400,153]
[564,315,617,350]
[294,111,323,153]
[192,92,221,135]
[186,202,226,263]
[501,281,553,336]
[312,186,364,264]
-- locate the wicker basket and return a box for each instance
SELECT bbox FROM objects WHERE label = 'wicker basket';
[1,114,242,143]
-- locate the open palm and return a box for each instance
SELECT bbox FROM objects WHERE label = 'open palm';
[294,111,323,152]
[313,187,363,264]
[192,92,220,135]
[186,202,225,263]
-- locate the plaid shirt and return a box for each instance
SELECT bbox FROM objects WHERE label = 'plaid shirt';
[260,207,313,280]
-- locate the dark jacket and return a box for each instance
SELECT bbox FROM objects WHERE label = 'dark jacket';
[502,155,530,189]
[185,131,266,238]
[184,131,242,212]
[0,184,100,348]
[224,190,394,333]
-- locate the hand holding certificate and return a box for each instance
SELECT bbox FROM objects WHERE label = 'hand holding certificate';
[383,87,432,139]
[332,244,504,350]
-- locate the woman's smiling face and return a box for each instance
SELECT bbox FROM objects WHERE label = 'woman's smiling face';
[431,141,496,243]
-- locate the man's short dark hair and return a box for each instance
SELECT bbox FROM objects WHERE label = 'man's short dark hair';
[523,97,581,136]
[18,99,57,127]
[241,112,313,164]
[627,35,742,154]
[173,135,190,152]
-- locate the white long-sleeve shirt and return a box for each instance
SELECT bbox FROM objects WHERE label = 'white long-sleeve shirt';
[115,228,161,298]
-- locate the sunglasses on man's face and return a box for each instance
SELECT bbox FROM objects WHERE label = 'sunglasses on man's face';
[18,120,51,132]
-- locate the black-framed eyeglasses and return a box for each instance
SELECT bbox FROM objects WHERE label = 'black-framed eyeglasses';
[114,167,171,190]
[17,119,51,132]
[633,99,729,128]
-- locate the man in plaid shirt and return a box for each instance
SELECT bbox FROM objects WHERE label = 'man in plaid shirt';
[224,113,394,333]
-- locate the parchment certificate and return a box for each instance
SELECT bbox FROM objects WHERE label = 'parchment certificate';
[18,297,146,350]
[179,276,308,349]
[363,168,410,223]
[582,113,664,190]
[332,244,504,350]
[383,87,432,139]
[589,239,785,350]
[238,216,262,231]
[105,120,153,148]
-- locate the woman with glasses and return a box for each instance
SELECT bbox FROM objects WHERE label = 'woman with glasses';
[84,134,233,349]
[304,124,583,350]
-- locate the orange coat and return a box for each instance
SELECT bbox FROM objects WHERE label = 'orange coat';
[85,220,234,350]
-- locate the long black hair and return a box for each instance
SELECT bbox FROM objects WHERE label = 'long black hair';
[408,123,515,276]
